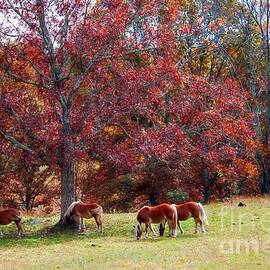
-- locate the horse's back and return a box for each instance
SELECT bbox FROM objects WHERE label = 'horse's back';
[0,208,21,216]
[137,203,175,224]
[176,202,200,220]
[158,203,176,220]
[73,202,102,218]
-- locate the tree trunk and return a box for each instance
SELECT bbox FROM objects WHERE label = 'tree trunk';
[24,166,34,211]
[203,169,211,204]
[56,98,79,228]
[59,159,76,225]
[260,164,270,194]
[149,191,159,206]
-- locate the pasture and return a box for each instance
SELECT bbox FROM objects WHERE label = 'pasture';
[1,197,270,270]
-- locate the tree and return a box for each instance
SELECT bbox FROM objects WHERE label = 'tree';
[0,0,179,222]
[236,0,270,193]
[78,73,256,205]
[0,0,259,214]
[0,131,59,210]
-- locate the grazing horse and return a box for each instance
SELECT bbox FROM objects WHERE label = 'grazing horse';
[64,201,103,232]
[134,203,177,240]
[0,208,23,237]
[174,202,208,234]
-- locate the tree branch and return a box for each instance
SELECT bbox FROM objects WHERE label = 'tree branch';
[0,130,34,154]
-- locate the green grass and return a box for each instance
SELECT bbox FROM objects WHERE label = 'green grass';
[1,197,270,270]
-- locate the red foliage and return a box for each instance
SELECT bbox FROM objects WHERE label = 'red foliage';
[0,0,259,209]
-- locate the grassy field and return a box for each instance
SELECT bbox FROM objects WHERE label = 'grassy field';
[1,197,270,270]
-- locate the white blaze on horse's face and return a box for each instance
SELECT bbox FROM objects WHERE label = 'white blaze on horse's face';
[134,224,142,240]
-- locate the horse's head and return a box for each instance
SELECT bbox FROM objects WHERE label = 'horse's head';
[134,224,142,240]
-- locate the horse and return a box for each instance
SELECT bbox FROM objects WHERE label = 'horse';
[64,201,103,232]
[174,202,208,234]
[0,208,23,237]
[134,203,177,240]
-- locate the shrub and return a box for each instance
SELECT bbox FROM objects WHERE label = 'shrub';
[166,190,189,204]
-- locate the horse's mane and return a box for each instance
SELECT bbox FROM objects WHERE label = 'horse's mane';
[64,201,81,218]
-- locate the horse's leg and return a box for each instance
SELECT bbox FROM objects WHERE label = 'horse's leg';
[168,220,173,236]
[198,218,204,233]
[93,215,101,231]
[169,220,177,237]
[159,220,166,236]
[201,223,205,233]
[178,221,184,234]
[144,223,150,238]
[194,218,201,234]
[76,216,82,232]
[15,221,23,237]
[97,215,103,232]
[81,217,85,232]
[148,223,157,236]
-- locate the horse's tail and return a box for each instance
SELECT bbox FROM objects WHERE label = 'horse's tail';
[64,201,80,220]
[197,203,209,225]
[171,204,178,237]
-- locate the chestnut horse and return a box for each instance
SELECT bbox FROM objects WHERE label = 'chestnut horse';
[175,202,208,234]
[64,201,103,232]
[0,208,23,237]
[134,203,177,240]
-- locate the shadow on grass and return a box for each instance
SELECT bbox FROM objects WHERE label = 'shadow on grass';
[0,220,139,248]
[0,213,202,248]
[0,226,202,248]
[0,222,112,248]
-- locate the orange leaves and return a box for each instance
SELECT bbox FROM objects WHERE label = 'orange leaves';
[167,0,185,7]
[209,22,219,32]
[235,159,259,179]
[218,18,227,26]
[209,18,226,31]
[179,24,193,34]
[103,125,123,138]
[245,162,259,178]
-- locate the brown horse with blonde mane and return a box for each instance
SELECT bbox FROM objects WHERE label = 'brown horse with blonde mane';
[0,208,23,237]
[134,203,177,240]
[159,202,208,236]
[175,202,208,234]
[64,201,103,232]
